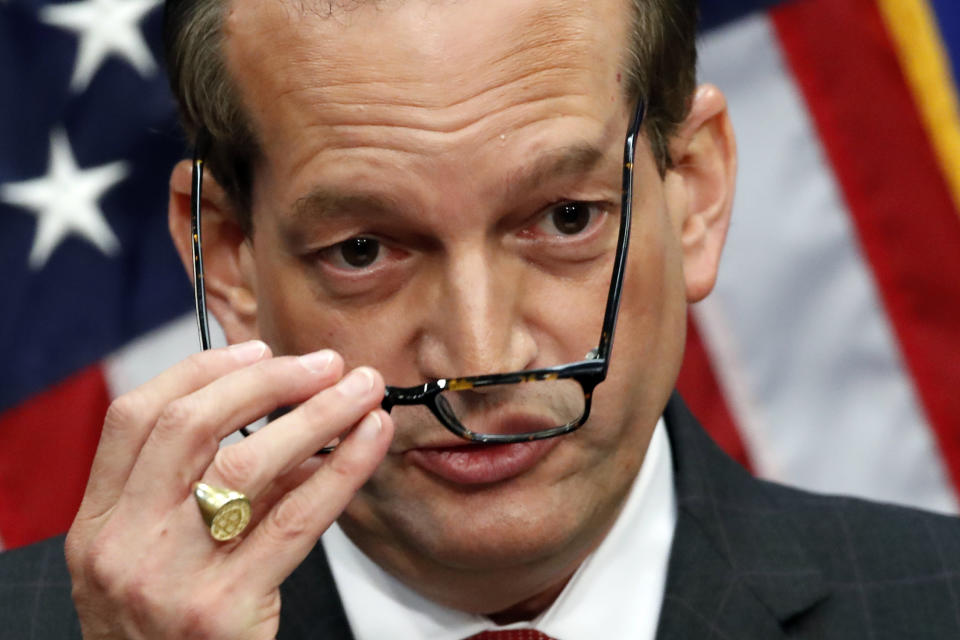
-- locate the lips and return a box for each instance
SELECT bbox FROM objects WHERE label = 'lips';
[404,437,560,485]
[395,409,564,484]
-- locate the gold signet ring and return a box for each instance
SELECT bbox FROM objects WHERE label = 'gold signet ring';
[193,482,251,541]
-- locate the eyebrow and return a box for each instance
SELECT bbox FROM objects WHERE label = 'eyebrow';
[286,142,610,228]
[502,143,608,200]
[290,190,402,225]
[280,190,404,251]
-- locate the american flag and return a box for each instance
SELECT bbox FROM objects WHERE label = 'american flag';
[2,0,959,551]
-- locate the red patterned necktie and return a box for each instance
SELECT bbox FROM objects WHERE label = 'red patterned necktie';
[463,631,557,640]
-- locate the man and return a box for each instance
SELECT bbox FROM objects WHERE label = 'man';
[3,0,960,638]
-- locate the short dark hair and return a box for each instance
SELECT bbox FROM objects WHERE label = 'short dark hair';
[163,0,699,232]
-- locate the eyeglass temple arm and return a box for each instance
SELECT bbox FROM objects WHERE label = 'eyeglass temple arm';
[594,99,645,372]
[191,130,213,351]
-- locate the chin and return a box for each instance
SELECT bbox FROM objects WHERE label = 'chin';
[351,468,605,572]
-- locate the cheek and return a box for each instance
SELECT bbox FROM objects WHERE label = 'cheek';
[250,242,422,376]
[248,244,352,360]
[587,200,687,449]
[517,263,620,360]
[252,255,320,356]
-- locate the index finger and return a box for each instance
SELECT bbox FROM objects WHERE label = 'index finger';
[76,341,271,521]
[233,408,394,588]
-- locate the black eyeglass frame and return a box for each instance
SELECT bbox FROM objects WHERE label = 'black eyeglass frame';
[190,100,646,444]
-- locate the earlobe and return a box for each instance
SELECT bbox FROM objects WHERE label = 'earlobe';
[667,84,737,303]
[168,160,260,344]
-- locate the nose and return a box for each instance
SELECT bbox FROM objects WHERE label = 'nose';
[415,243,538,380]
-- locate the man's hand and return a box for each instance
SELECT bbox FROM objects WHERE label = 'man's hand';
[64,341,393,639]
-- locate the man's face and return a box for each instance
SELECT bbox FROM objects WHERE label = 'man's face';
[220,0,693,610]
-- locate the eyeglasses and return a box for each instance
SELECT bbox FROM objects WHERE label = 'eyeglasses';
[191,100,645,445]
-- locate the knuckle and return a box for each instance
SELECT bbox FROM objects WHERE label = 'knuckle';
[123,573,182,636]
[181,350,215,381]
[83,536,120,594]
[154,396,201,440]
[211,444,260,487]
[327,447,373,485]
[178,590,226,639]
[121,571,151,615]
[103,392,147,435]
[253,362,297,404]
[297,393,333,423]
[267,492,312,541]
[178,603,208,638]
[122,567,211,637]
[124,568,218,638]
[64,528,86,575]
[70,578,94,615]
[263,355,323,394]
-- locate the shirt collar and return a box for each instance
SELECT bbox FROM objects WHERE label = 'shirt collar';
[322,418,676,640]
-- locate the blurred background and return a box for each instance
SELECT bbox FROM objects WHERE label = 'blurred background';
[1,0,959,550]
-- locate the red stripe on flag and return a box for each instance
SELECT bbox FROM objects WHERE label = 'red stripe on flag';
[771,0,960,490]
[677,315,753,471]
[0,365,107,549]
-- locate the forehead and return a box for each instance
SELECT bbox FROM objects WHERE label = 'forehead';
[223,0,631,156]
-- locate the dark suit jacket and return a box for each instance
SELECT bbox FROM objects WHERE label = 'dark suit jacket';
[4,393,960,638]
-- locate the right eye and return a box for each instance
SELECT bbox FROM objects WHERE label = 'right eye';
[322,237,383,270]
[535,201,600,237]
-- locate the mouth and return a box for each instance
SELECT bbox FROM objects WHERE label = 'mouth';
[405,439,560,485]
[401,412,562,485]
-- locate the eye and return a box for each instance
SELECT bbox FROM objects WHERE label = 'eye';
[533,201,604,237]
[309,234,412,297]
[326,236,382,269]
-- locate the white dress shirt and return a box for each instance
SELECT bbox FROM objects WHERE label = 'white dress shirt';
[322,419,677,640]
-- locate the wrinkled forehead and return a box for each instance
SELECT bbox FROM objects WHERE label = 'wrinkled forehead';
[222,0,631,149]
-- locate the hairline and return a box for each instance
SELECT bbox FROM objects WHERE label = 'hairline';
[166,0,696,230]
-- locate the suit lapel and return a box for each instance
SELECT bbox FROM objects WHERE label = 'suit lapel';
[278,541,354,640]
[276,393,830,640]
[655,393,830,639]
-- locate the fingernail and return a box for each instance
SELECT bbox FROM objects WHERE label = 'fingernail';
[298,349,336,373]
[337,368,375,397]
[228,340,267,361]
[355,411,382,440]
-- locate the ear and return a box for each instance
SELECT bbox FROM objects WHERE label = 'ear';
[663,84,737,303]
[168,160,259,345]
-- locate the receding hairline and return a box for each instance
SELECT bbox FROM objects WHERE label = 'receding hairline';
[164,0,698,228]
[220,0,634,114]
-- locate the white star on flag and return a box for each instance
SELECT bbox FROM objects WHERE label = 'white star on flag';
[40,0,162,92]
[0,129,128,270]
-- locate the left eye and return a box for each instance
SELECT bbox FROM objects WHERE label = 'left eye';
[534,202,602,237]
[318,236,385,271]
[337,237,381,268]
